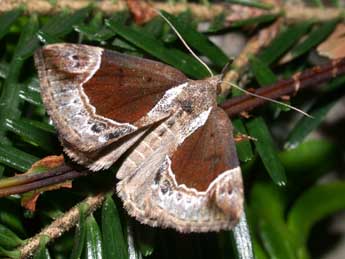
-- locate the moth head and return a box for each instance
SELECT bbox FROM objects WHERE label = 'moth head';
[177,77,219,117]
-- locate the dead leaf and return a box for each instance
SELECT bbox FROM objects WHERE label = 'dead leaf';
[225,5,266,27]
[29,155,64,171]
[234,133,257,143]
[21,181,72,211]
[126,0,156,24]
[317,23,345,59]
[240,111,251,119]
[20,155,72,212]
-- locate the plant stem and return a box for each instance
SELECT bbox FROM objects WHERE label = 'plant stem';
[221,58,345,117]
[0,169,88,197]
[219,17,282,97]
[19,192,107,259]
[0,1,343,23]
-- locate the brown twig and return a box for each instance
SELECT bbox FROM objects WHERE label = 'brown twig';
[0,164,71,188]
[0,0,226,18]
[219,16,282,97]
[284,3,345,24]
[19,192,107,259]
[0,0,343,23]
[0,168,88,197]
[221,58,345,117]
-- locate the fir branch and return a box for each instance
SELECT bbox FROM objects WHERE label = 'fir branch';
[219,17,282,97]
[0,0,343,23]
[19,192,107,258]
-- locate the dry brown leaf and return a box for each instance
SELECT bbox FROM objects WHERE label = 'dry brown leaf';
[20,155,72,212]
[29,155,65,170]
[225,5,266,27]
[317,23,345,59]
[21,181,72,211]
[126,0,156,24]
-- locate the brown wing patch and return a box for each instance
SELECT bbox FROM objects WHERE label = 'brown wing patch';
[171,108,239,191]
[82,50,188,123]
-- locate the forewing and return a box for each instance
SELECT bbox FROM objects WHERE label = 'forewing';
[82,48,188,123]
[62,128,149,171]
[34,43,188,153]
[117,108,243,232]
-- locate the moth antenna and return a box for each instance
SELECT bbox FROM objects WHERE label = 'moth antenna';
[153,9,214,77]
[220,80,313,118]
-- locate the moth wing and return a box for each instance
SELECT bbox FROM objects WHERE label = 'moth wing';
[34,43,188,153]
[117,108,243,232]
[62,128,149,171]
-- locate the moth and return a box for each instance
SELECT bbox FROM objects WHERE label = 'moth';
[34,43,243,233]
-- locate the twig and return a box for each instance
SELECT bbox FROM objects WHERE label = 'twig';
[284,3,345,24]
[0,170,88,197]
[0,0,224,18]
[19,192,107,258]
[0,164,88,197]
[221,58,345,117]
[0,0,343,23]
[219,17,282,97]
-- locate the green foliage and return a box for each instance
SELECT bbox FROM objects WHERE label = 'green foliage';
[246,117,287,186]
[258,22,314,65]
[70,204,87,259]
[0,1,344,259]
[101,194,128,259]
[286,75,345,149]
[233,118,254,162]
[106,15,210,78]
[84,215,103,259]
[288,19,338,60]
[33,236,50,259]
[225,0,274,9]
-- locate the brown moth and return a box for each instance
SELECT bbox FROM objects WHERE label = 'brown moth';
[34,43,243,233]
